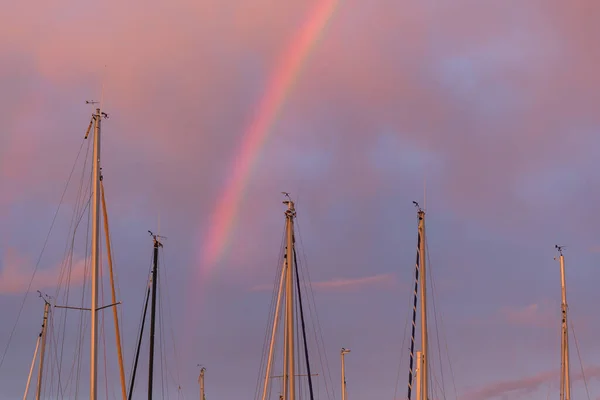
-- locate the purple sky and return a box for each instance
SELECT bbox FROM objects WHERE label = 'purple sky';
[2,0,600,399]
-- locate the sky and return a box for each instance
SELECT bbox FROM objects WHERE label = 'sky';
[2,0,600,399]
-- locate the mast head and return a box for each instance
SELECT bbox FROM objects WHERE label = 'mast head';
[413,201,425,220]
[341,347,351,355]
[282,192,296,215]
[148,230,165,247]
[413,201,423,213]
[555,244,565,257]
[37,290,51,305]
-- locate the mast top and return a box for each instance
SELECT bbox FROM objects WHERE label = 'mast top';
[341,348,351,355]
[282,192,296,215]
[555,245,566,257]
[413,201,425,219]
[84,104,109,139]
[37,290,51,306]
[148,230,165,248]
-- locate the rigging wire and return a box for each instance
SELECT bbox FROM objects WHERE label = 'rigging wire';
[55,135,92,396]
[406,223,421,400]
[127,253,153,399]
[426,230,458,400]
[100,242,110,400]
[570,321,591,400]
[392,275,415,400]
[100,176,128,400]
[158,272,167,399]
[253,225,287,400]
[50,305,69,399]
[74,158,94,399]
[127,271,152,400]
[294,245,315,400]
[425,239,447,400]
[159,248,186,397]
[294,217,334,400]
[0,138,88,372]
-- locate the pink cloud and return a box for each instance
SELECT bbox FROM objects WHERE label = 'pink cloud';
[463,365,600,400]
[250,273,396,292]
[0,248,87,295]
[500,302,554,329]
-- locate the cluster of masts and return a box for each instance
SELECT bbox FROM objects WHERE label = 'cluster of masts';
[19,104,578,400]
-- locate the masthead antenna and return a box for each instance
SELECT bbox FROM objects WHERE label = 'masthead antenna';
[282,192,293,205]
[148,230,167,246]
[37,290,51,305]
[413,201,422,212]
[84,101,109,139]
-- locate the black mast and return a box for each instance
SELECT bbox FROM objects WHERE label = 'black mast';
[127,283,151,400]
[148,230,163,400]
[407,201,422,400]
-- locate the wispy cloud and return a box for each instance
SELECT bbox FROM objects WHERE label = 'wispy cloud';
[500,302,554,328]
[463,366,600,400]
[250,273,396,292]
[0,248,87,295]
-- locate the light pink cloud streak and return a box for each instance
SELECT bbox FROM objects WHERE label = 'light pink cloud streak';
[0,248,87,295]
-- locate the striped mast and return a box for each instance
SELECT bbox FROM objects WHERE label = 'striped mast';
[407,201,429,400]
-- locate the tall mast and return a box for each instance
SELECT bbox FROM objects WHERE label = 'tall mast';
[283,195,296,400]
[89,106,103,400]
[556,245,570,400]
[416,203,429,400]
[148,231,163,400]
[341,348,350,400]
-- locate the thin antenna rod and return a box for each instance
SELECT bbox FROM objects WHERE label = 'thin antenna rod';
[423,173,427,211]
[100,65,107,111]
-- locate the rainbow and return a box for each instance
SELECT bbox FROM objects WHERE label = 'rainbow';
[182,1,340,351]
[199,0,340,276]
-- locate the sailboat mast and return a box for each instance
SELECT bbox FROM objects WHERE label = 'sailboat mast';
[556,245,570,400]
[148,232,162,400]
[417,206,429,400]
[90,107,102,400]
[283,196,296,400]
